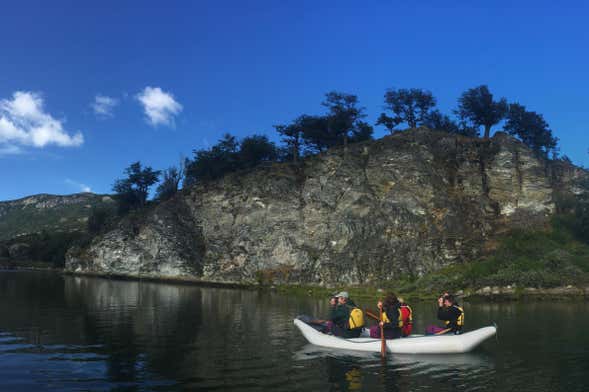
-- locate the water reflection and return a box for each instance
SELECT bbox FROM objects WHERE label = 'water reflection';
[294,343,496,391]
[2,271,589,391]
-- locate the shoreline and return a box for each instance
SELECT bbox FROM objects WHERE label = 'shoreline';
[61,270,256,290]
[463,285,589,301]
[2,263,588,301]
[57,269,589,302]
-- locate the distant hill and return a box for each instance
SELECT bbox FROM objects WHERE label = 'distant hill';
[0,193,116,241]
[0,193,117,266]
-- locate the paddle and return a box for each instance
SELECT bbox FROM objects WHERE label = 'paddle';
[379,304,386,359]
[434,328,452,335]
[366,306,387,358]
[364,309,380,321]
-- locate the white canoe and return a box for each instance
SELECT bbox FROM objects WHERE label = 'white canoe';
[294,319,496,354]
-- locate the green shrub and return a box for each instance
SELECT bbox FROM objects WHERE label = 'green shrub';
[415,214,589,291]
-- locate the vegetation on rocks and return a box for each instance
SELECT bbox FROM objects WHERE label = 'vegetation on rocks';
[0,193,115,241]
[415,221,589,291]
[2,85,584,301]
[269,186,589,302]
[272,216,589,302]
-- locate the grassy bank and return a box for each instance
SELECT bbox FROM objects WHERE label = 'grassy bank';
[414,216,589,294]
[272,215,589,302]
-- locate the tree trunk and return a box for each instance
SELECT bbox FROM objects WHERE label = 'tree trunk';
[483,124,491,139]
[293,133,300,164]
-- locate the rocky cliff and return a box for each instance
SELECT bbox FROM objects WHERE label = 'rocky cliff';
[65,129,587,285]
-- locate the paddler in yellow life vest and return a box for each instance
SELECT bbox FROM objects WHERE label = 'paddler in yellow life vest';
[369,293,403,339]
[436,294,464,335]
[328,291,364,338]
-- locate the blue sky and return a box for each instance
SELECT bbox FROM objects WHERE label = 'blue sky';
[1,0,588,201]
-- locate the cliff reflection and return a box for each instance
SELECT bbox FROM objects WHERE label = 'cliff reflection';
[0,272,311,388]
[64,275,206,383]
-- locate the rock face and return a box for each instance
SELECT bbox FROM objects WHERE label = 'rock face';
[65,130,587,285]
[67,200,204,277]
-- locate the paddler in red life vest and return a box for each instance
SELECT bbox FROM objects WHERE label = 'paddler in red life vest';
[397,297,413,337]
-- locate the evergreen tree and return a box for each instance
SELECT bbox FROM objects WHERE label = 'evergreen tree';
[350,121,374,143]
[376,112,403,134]
[295,92,372,153]
[456,85,508,139]
[422,110,479,137]
[184,133,279,184]
[423,110,459,133]
[299,115,333,153]
[321,91,371,149]
[238,135,278,168]
[504,103,558,156]
[156,164,184,201]
[377,88,436,133]
[274,119,303,163]
[112,161,161,210]
[185,134,239,184]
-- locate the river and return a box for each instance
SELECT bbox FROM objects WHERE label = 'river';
[0,271,588,391]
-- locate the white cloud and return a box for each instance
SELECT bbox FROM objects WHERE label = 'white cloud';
[136,86,182,127]
[65,178,92,193]
[0,91,83,152]
[92,95,118,118]
[0,144,23,156]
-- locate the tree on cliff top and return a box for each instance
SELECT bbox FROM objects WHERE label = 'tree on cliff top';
[295,92,372,153]
[238,135,278,168]
[184,133,279,184]
[113,161,161,211]
[185,133,239,184]
[504,103,558,157]
[297,115,332,153]
[156,164,185,201]
[455,85,508,139]
[376,88,437,133]
[422,110,479,137]
[321,91,372,149]
[275,118,304,163]
[423,110,459,134]
[274,114,322,163]
[351,121,374,143]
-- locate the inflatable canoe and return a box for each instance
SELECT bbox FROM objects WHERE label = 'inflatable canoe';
[294,319,496,354]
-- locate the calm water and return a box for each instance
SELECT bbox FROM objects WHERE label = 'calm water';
[1,271,588,391]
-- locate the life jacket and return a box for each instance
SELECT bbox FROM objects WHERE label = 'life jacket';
[348,306,365,329]
[444,305,464,331]
[380,305,403,328]
[400,304,413,336]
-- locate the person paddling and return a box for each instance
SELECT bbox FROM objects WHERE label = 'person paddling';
[369,293,402,339]
[328,291,364,338]
[398,297,413,337]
